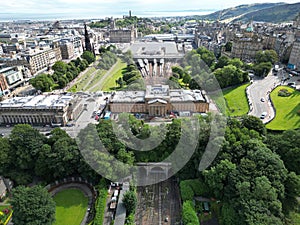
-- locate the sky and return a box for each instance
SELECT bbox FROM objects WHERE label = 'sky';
[1,0,300,19]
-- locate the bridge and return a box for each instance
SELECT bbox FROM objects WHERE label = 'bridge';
[136,162,172,186]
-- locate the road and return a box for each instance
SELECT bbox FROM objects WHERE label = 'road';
[247,72,281,123]
[62,94,109,138]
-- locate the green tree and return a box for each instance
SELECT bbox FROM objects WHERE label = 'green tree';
[0,137,11,174]
[241,115,267,136]
[29,74,54,92]
[204,159,237,199]
[123,191,137,214]
[180,181,194,201]
[121,50,134,65]
[11,185,56,225]
[283,172,300,212]
[229,58,243,68]
[9,124,46,171]
[253,62,272,77]
[52,61,67,75]
[82,50,96,64]
[221,203,239,225]
[182,73,191,84]
[58,76,68,88]
[255,50,278,64]
[214,64,245,88]
[266,130,300,174]
[116,77,125,88]
[215,56,230,69]
[172,66,185,79]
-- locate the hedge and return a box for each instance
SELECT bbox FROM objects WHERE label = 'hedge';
[180,179,209,202]
[182,201,199,225]
[93,179,108,225]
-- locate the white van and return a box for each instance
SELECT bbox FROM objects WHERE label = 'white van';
[260,112,267,119]
[113,190,119,197]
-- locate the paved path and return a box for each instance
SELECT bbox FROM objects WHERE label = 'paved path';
[247,73,281,123]
[64,59,101,92]
[87,59,121,92]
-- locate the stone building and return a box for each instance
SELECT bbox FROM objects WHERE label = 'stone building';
[0,66,25,95]
[231,34,264,61]
[288,40,300,70]
[23,47,62,75]
[0,94,83,126]
[0,73,9,96]
[60,41,75,59]
[109,85,209,116]
[110,28,136,43]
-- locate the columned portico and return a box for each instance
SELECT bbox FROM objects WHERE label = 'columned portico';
[148,99,168,116]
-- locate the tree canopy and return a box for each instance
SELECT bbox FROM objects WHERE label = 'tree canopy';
[11,185,56,225]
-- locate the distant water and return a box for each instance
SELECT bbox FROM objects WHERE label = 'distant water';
[0,9,216,22]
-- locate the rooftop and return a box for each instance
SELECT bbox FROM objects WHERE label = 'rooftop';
[130,42,183,59]
[110,91,145,103]
[110,85,207,103]
[0,94,74,109]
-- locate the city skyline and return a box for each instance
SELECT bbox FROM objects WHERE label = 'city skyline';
[1,0,300,20]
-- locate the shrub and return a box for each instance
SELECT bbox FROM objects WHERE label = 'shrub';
[123,191,137,215]
[93,179,108,225]
[182,201,199,225]
[125,213,135,225]
[180,179,209,201]
[278,89,291,97]
[180,181,194,201]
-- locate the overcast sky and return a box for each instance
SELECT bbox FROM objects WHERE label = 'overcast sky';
[1,0,300,18]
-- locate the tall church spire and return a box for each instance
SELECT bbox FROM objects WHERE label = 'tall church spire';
[84,23,92,52]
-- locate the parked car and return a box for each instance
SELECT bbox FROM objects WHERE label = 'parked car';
[287,82,296,86]
[260,112,267,119]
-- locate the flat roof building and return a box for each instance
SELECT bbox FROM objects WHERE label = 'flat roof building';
[0,94,83,126]
[109,85,209,117]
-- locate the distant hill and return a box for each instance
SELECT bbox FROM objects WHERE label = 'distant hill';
[197,2,300,23]
[199,3,285,21]
[236,2,300,23]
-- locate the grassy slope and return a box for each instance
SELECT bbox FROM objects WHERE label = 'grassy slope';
[215,83,250,117]
[97,59,127,92]
[53,189,88,225]
[266,86,300,131]
[223,83,250,116]
[240,2,300,23]
[68,67,96,92]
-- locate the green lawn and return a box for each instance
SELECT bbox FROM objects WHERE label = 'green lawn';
[96,59,127,92]
[53,189,88,225]
[215,83,250,116]
[266,86,300,130]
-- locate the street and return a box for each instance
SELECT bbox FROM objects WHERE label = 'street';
[247,72,281,123]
